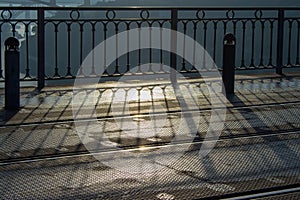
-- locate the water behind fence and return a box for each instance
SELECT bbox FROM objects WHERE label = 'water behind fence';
[0,7,299,84]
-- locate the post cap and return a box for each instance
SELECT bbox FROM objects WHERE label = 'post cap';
[224,33,236,45]
[5,37,20,51]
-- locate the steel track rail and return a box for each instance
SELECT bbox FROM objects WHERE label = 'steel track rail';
[0,129,298,166]
[212,184,300,200]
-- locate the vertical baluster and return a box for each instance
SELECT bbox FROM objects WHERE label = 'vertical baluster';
[137,22,141,73]
[159,22,164,72]
[182,21,187,71]
[79,22,84,75]
[241,20,246,68]
[268,20,274,66]
[149,22,153,73]
[231,19,237,69]
[192,21,197,70]
[66,23,72,76]
[233,20,237,69]
[213,21,218,67]
[0,25,2,78]
[203,21,208,70]
[126,22,130,72]
[259,20,265,66]
[222,20,228,69]
[115,22,119,74]
[1,10,13,79]
[11,23,16,37]
[287,20,293,66]
[296,20,300,65]
[25,23,30,78]
[54,23,59,77]
[103,22,108,75]
[233,20,237,36]
[223,21,227,36]
[250,20,256,67]
[232,20,238,69]
[91,22,96,75]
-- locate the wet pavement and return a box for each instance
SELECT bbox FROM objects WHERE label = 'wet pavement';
[0,74,299,199]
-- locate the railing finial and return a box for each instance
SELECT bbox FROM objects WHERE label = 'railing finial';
[224,33,236,46]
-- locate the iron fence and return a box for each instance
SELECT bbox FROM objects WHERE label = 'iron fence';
[0,7,299,88]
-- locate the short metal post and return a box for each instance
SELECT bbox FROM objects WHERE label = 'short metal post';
[222,33,236,96]
[4,37,20,110]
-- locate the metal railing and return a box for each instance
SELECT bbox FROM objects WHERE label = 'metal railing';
[0,7,300,89]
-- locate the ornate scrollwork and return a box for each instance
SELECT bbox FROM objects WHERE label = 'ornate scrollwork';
[1,10,12,21]
[106,10,116,20]
[226,10,235,19]
[196,10,205,20]
[254,10,263,19]
[70,10,80,21]
[140,10,150,20]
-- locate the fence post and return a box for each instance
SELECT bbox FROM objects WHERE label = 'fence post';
[276,9,284,75]
[170,9,178,86]
[5,37,20,110]
[37,8,45,90]
[222,33,236,96]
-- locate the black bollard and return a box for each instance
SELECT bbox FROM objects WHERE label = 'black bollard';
[222,33,236,96]
[4,37,20,110]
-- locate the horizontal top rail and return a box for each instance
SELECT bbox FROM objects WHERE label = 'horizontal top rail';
[0,6,300,10]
